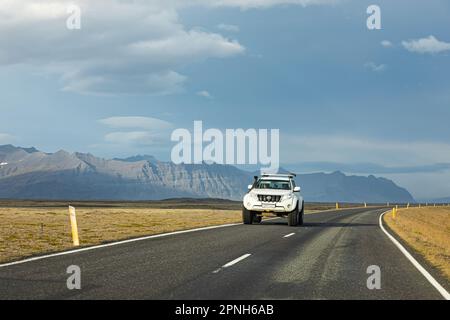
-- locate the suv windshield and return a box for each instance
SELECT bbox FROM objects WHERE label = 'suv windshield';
[255,179,291,190]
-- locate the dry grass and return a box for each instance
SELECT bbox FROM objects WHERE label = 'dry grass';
[384,206,450,281]
[0,207,243,263]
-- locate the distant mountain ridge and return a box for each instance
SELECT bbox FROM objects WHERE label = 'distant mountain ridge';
[0,144,415,202]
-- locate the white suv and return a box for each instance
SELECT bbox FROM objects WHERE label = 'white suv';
[242,173,304,226]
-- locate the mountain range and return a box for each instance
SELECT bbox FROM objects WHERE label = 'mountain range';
[0,144,415,203]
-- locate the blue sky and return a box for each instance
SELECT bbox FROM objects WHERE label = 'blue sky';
[0,0,449,199]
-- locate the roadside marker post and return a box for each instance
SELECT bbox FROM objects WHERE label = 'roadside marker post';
[392,207,397,219]
[68,206,80,246]
[364,202,367,208]
[407,203,410,209]
[336,202,339,210]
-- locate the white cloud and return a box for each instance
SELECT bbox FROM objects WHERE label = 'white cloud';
[0,0,336,95]
[217,24,240,32]
[0,1,245,95]
[402,35,450,54]
[0,133,15,144]
[99,116,173,130]
[197,90,213,98]
[381,40,392,47]
[364,62,386,72]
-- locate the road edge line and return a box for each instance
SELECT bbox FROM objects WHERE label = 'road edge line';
[0,216,283,269]
[379,210,450,300]
[0,222,243,268]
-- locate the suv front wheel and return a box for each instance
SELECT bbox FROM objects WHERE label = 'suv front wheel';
[288,202,299,226]
[298,201,304,226]
[242,206,254,224]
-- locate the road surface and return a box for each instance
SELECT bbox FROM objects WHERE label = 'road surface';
[0,208,445,299]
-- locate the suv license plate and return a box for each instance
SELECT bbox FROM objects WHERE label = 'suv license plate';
[262,203,275,208]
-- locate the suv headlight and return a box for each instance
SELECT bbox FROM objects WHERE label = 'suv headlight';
[281,194,293,201]
[245,193,258,207]
[246,193,258,201]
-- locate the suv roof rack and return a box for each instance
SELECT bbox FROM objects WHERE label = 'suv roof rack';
[261,172,296,178]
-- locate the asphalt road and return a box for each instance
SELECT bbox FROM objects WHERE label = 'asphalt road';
[0,208,445,299]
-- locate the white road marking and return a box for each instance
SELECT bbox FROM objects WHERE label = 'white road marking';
[379,210,450,300]
[213,254,252,273]
[223,254,252,268]
[283,233,295,238]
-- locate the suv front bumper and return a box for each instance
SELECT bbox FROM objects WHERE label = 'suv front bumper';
[244,199,297,213]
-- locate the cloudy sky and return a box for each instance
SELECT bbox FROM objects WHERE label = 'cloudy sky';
[0,0,449,200]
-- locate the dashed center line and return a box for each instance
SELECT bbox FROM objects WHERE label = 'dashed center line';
[283,233,295,238]
[212,254,251,274]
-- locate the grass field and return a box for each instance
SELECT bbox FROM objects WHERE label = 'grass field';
[384,206,450,281]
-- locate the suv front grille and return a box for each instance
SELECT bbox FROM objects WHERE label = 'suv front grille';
[258,195,281,202]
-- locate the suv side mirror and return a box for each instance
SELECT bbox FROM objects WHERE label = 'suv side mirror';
[248,184,253,190]
[294,186,301,192]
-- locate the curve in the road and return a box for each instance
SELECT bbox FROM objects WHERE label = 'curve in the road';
[379,210,450,300]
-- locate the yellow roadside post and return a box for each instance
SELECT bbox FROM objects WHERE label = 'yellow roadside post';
[392,207,396,219]
[336,202,339,210]
[68,205,80,246]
